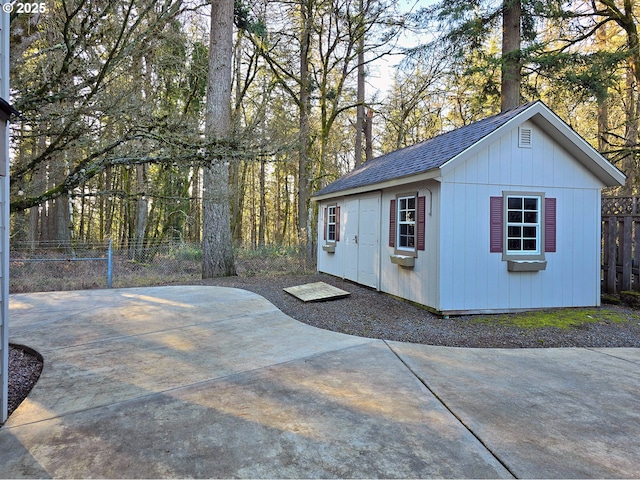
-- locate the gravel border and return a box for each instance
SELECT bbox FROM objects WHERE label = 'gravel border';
[198,273,640,348]
[6,344,43,419]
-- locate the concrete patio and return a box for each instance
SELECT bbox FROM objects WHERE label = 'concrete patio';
[1,286,638,478]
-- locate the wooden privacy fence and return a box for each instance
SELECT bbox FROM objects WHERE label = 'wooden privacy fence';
[602,215,640,293]
[602,197,640,293]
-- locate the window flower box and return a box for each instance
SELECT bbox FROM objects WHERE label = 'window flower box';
[390,254,414,268]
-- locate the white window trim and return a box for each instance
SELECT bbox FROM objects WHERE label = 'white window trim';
[503,191,545,262]
[326,204,337,244]
[395,194,417,256]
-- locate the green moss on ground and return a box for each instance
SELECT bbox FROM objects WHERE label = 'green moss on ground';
[620,291,640,308]
[470,307,639,329]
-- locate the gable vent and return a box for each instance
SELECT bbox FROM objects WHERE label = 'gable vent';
[518,127,532,148]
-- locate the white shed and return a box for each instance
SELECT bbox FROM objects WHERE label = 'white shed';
[313,101,626,315]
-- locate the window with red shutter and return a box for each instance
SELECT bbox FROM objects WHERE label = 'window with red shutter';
[389,199,396,248]
[545,198,556,253]
[490,196,503,253]
[417,196,426,251]
[492,193,552,270]
[390,194,425,256]
[323,207,327,241]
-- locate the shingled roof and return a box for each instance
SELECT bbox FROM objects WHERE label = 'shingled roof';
[314,102,537,198]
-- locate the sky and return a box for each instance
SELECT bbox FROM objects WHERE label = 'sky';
[367,0,437,98]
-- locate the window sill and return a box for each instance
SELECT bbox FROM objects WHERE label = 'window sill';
[390,254,415,268]
[507,260,547,272]
[322,244,336,253]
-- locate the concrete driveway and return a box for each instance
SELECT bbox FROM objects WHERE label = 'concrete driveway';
[1,286,639,478]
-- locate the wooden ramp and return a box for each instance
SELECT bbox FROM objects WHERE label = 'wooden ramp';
[283,282,350,302]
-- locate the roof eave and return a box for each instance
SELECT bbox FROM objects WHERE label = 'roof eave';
[0,97,18,122]
[312,169,442,201]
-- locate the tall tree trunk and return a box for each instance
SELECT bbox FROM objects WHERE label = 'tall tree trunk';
[124,167,135,252]
[43,159,71,244]
[230,161,248,244]
[12,125,28,242]
[189,167,201,243]
[283,172,291,244]
[298,0,312,243]
[258,157,266,246]
[624,1,640,194]
[501,0,521,111]
[53,195,71,244]
[135,164,148,259]
[365,108,373,162]
[623,67,638,194]
[79,189,86,241]
[275,160,283,244]
[28,132,47,243]
[596,23,610,155]
[298,0,316,266]
[202,0,236,277]
[354,0,366,168]
[250,165,257,247]
[104,166,113,239]
[231,31,244,245]
[593,0,640,193]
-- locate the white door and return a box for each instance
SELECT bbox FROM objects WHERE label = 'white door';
[343,198,359,282]
[342,194,380,289]
[357,195,379,288]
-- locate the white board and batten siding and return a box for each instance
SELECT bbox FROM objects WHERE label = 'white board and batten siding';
[438,120,603,314]
[378,181,441,310]
[317,181,442,309]
[317,192,381,290]
[316,104,622,315]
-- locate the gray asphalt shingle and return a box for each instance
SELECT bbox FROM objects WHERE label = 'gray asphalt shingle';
[314,102,536,197]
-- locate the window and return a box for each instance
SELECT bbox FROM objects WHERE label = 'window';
[490,193,556,270]
[323,204,339,243]
[327,205,337,242]
[397,196,416,250]
[389,194,426,257]
[506,196,540,254]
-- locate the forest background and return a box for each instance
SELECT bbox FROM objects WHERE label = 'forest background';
[7,0,639,276]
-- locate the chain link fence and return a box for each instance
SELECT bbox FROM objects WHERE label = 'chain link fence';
[9,241,312,293]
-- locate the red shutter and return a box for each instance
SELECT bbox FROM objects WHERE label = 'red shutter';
[417,196,426,250]
[545,197,556,253]
[335,206,340,241]
[490,196,503,253]
[389,199,396,247]
[323,207,327,241]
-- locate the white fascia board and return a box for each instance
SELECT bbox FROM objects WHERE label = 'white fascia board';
[311,170,442,201]
[529,107,626,187]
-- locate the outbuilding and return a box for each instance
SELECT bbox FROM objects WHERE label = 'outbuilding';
[313,101,626,315]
